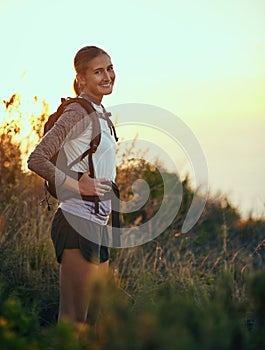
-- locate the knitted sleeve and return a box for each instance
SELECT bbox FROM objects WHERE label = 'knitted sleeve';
[27,103,93,186]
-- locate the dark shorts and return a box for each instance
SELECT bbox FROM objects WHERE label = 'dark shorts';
[51,208,110,264]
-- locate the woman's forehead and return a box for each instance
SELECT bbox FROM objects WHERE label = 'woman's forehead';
[87,54,113,70]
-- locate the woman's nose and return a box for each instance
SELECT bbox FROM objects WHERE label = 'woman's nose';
[103,70,111,81]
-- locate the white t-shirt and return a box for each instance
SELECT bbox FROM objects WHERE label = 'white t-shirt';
[60,102,117,225]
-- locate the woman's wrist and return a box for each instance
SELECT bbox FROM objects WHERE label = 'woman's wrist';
[62,175,79,193]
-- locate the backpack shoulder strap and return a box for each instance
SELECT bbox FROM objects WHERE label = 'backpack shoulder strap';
[65,98,101,172]
[44,97,95,135]
[57,97,95,118]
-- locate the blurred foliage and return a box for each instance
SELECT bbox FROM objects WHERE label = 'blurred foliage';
[0,270,265,349]
[0,93,264,349]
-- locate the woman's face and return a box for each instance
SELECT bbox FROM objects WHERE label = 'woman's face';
[77,53,115,102]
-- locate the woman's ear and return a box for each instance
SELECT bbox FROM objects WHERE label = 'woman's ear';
[76,73,85,86]
[76,74,86,93]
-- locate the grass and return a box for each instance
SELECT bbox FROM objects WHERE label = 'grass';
[0,95,265,348]
[1,186,265,349]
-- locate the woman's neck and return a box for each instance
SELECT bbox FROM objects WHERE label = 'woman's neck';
[79,93,102,106]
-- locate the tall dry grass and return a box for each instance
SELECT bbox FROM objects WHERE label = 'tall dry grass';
[0,93,265,349]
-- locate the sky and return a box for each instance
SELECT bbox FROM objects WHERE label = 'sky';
[0,0,265,219]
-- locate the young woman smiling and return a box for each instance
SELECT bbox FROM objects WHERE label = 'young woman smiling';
[28,46,118,327]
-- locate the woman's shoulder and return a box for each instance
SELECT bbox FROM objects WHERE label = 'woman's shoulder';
[58,101,97,140]
[63,100,92,115]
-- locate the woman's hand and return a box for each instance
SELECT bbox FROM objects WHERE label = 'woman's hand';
[63,172,111,196]
[78,172,111,196]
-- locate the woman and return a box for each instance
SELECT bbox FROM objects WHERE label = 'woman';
[28,46,118,326]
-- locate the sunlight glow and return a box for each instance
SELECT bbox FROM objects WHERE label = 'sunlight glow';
[0,0,264,218]
[0,93,49,170]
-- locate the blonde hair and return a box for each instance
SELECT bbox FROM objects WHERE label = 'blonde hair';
[73,46,110,95]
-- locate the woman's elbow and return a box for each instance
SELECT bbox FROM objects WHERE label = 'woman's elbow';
[27,152,38,172]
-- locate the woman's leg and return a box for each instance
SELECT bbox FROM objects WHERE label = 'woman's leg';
[86,259,110,326]
[98,260,109,276]
[58,248,100,324]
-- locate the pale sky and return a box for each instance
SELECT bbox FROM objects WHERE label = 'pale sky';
[1,0,265,219]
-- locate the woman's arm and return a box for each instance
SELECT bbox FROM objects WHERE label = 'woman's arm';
[28,104,85,186]
[28,103,111,196]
